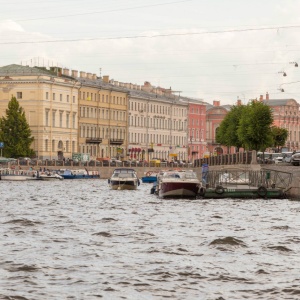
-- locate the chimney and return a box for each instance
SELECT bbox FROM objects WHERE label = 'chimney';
[237,99,242,106]
[266,92,269,100]
[213,100,220,106]
[92,74,97,80]
[80,71,86,78]
[63,68,69,76]
[71,70,78,77]
[103,75,109,83]
[259,95,263,101]
[87,73,92,79]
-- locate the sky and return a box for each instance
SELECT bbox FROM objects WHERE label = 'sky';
[1,0,300,105]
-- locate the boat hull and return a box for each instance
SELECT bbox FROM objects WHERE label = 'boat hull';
[61,174,100,179]
[159,181,200,198]
[0,175,33,181]
[142,176,157,183]
[110,179,138,190]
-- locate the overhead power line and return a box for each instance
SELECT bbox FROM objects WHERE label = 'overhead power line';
[16,0,193,21]
[1,25,300,45]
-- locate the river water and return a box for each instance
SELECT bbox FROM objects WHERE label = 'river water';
[0,179,300,300]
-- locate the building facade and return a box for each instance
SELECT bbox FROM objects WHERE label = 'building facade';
[260,93,300,151]
[205,100,232,156]
[0,64,80,159]
[116,81,189,162]
[76,74,129,160]
[186,100,207,161]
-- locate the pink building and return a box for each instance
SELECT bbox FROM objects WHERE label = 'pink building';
[187,101,207,161]
[260,93,300,151]
[206,100,236,156]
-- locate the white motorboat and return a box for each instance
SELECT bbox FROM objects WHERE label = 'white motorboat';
[109,168,140,190]
[38,171,63,180]
[155,170,202,198]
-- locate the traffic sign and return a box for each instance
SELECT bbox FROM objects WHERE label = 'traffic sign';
[0,142,4,148]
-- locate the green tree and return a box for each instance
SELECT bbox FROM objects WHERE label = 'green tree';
[0,96,34,158]
[216,105,246,151]
[271,126,288,152]
[237,100,274,151]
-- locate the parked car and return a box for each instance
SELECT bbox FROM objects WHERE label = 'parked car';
[282,152,293,163]
[290,151,300,166]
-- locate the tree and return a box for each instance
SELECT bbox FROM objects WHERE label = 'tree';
[216,105,246,151]
[271,126,288,152]
[0,96,34,158]
[237,100,274,151]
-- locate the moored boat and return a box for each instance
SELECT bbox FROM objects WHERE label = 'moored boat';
[109,168,140,190]
[38,171,63,181]
[141,171,159,183]
[57,169,100,179]
[0,168,39,181]
[155,170,202,198]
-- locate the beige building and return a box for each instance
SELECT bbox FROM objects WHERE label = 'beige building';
[76,73,129,160]
[0,64,80,159]
[109,81,189,162]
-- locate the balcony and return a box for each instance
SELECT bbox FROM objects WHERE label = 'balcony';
[110,139,124,145]
[86,138,102,144]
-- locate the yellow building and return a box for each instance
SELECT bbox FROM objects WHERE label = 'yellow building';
[0,64,80,159]
[76,74,129,159]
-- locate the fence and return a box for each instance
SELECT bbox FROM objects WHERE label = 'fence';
[194,151,253,167]
[205,169,293,190]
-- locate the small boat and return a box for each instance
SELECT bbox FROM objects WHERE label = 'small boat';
[58,169,100,179]
[38,171,63,181]
[154,170,202,198]
[109,168,140,190]
[142,171,159,183]
[0,168,39,181]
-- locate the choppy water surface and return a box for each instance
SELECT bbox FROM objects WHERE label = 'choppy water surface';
[0,180,300,300]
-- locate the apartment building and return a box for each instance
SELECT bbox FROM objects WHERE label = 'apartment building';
[261,93,300,151]
[185,99,207,161]
[110,81,189,162]
[206,100,233,156]
[75,73,128,160]
[0,64,80,159]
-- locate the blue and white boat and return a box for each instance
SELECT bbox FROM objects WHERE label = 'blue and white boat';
[141,171,159,183]
[58,169,100,179]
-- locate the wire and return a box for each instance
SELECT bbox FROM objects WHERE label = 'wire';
[16,0,194,21]
[1,24,300,45]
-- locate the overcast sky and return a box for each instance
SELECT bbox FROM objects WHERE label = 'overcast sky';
[1,0,300,105]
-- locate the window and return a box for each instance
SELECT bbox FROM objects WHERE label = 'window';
[17,92,22,99]
[67,95,69,102]
[72,113,76,128]
[53,93,55,100]
[52,111,56,127]
[45,110,49,126]
[60,94,62,101]
[46,92,49,100]
[72,141,75,152]
[59,111,63,127]
[45,139,48,151]
[66,113,70,128]
[73,96,75,103]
